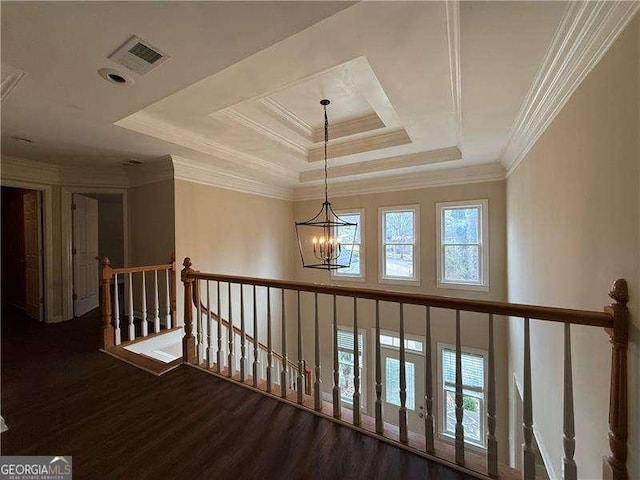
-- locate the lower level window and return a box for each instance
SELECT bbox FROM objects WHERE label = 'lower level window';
[438,344,487,448]
[337,328,365,406]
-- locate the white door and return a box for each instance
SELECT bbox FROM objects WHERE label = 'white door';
[381,347,425,435]
[23,191,43,321]
[73,194,99,317]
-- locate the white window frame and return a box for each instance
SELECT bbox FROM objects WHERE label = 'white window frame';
[378,205,420,285]
[337,326,366,409]
[436,342,488,451]
[332,209,365,282]
[436,199,489,291]
[374,329,426,413]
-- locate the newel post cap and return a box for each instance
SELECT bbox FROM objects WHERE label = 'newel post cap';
[181,257,194,283]
[609,279,629,305]
[100,257,111,267]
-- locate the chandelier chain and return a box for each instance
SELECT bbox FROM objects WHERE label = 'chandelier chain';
[324,103,329,205]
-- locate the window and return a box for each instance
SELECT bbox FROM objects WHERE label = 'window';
[436,200,488,291]
[332,210,364,280]
[337,328,365,406]
[438,344,487,448]
[379,205,419,283]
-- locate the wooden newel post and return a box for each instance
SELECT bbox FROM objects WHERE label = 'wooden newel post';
[170,252,177,327]
[100,257,114,350]
[603,279,629,480]
[181,257,196,364]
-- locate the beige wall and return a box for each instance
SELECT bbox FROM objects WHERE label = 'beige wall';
[174,180,295,340]
[506,15,639,479]
[128,179,175,267]
[293,180,509,460]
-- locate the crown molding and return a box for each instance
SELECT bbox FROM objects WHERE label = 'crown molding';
[116,113,298,182]
[1,155,61,185]
[293,162,505,201]
[308,129,412,162]
[299,146,462,182]
[219,108,308,159]
[259,96,315,140]
[501,1,640,176]
[445,1,462,145]
[171,155,293,201]
[1,64,26,102]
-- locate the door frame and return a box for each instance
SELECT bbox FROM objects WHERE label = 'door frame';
[0,179,55,322]
[62,187,128,320]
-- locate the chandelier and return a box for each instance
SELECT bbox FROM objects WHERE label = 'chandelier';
[295,99,358,270]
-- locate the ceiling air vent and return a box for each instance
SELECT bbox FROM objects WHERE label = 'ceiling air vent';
[108,35,169,75]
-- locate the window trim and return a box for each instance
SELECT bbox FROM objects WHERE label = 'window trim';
[337,325,367,409]
[331,209,365,282]
[378,205,420,285]
[436,199,489,292]
[436,342,488,451]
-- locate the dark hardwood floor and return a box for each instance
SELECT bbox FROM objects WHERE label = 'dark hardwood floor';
[1,306,474,480]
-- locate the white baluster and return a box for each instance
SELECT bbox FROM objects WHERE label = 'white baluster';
[240,284,246,382]
[296,290,304,404]
[127,272,134,341]
[216,281,222,374]
[141,271,148,337]
[332,294,341,419]
[399,303,408,444]
[313,292,321,411]
[563,323,577,480]
[253,285,259,387]
[164,269,171,329]
[281,289,288,399]
[266,287,273,393]
[487,314,498,477]
[207,281,213,368]
[153,270,160,333]
[353,296,361,426]
[523,317,535,479]
[455,309,465,464]
[425,306,434,453]
[227,283,233,378]
[375,299,382,434]
[113,273,121,346]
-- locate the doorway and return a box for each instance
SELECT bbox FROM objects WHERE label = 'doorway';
[379,331,426,435]
[71,193,125,317]
[1,186,44,321]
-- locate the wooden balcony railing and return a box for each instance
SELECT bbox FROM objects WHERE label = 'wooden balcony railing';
[100,254,177,350]
[180,257,628,480]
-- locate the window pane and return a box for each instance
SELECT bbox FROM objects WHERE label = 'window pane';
[336,214,360,244]
[444,245,480,282]
[385,358,415,410]
[443,207,479,244]
[337,330,364,352]
[442,349,485,388]
[384,245,414,278]
[384,211,414,243]
[444,389,482,442]
[380,334,394,347]
[335,244,361,275]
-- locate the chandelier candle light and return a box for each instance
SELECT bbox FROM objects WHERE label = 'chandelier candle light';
[295,99,358,270]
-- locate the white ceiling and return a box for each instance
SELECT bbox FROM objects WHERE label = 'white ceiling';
[1,1,571,195]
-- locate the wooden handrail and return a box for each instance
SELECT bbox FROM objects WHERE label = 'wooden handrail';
[110,263,172,274]
[184,271,613,328]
